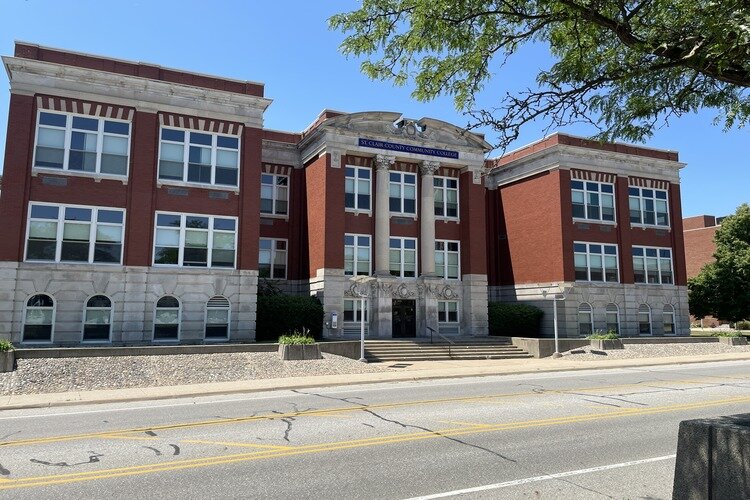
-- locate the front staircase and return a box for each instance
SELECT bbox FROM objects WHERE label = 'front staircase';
[364,337,533,362]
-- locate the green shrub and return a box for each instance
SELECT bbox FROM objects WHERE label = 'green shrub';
[713,331,743,338]
[488,302,543,337]
[278,334,316,345]
[735,320,750,331]
[0,340,13,352]
[256,294,324,342]
[587,330,619,340]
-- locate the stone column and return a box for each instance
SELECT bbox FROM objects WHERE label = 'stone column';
[420,160,439,276]
[374,154,395,275]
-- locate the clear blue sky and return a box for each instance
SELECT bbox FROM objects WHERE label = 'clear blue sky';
[0,0,746,217]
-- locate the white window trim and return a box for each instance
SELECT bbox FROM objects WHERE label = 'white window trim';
[22,293,56,344]
[345,165,372,215]
[259,238,288,280]
[24,202,126,266]
[435,239,461,280]
[153,296,181,343]
[343,299,369,327]
[205,296,231,341]
[578,302,594,337]
[437,300,460,324]
[632,246,673,285]
[260,173,289,218]
[389,171,418,218]
[663,305,676,335]
[344,233,372,276]
[81,294,113,343]
[389,237,418,278]
[157,126,241,190]
[571,180,617,224]
[629,186,671,229]
[573,241,620,283]
[32,109,131,179]
[152,211,238,269]
[605,303,620,334]
[638,304,652,336]
[434,175,460,221]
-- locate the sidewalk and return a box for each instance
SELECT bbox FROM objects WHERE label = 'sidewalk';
[2,351,750,411]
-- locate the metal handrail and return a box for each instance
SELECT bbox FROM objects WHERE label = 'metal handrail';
[427,326,455,358]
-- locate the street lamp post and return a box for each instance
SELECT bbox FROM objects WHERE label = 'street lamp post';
[349,275,376,363]
[542,286,569,358]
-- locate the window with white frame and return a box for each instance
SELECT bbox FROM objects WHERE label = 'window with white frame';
[23,294,55,343]
[629,187,669,226]
[260,173,288,216]
[638,304,652,335]
[83,295,112,342]
[605,303,620,334]
[574,242,619,282]
[206,296,230,339]
[344,299,368,323]
[259,238,287,279]
[389,237,417,277]
[663,304,675,334]
[438,301,459,324]
[389,171,417,215]
[578,303,594,336]
[158,128,239,187]
[153,213,236,268]
[34,111,130,176]
[154,296,180,341]
[571,180,615,222]
[434,176,458,218]
[345,166,371,211]
[344,234,371,276]
[633,247,673,284]
[26,203,125,264]
[435,240,460,279]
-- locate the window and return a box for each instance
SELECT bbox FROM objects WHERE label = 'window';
[633,247,673,284]
[259,238,287,279]
[389,171,417,215]
[26,203,125,264]
[345,234,371,276]
[261,174,288,216]
[629,187,669,226]
[33,111,130,176]
[434,177,458,218]
[435,240,460,279]
[389,237,417,277]
[158,128,239,187]
[23,294,55,342]
[206,296,230,339]
[574,243,619,282]
[345,166,371,211]
[605,303,620,334]
[438,301,459,323]
[344,299,368,323]
[571,180,615,222]
[154,296,180,341]
[578,303,593,336]
[638,304,652,335]
[83,295,112,342]
[663,305,675,334]
[153,213,236,268]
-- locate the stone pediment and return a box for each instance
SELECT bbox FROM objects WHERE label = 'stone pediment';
[321,112,491,152]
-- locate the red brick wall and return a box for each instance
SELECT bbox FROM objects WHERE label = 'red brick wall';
[459,172,487,275]
[684,227,717,278]
[238,126,262,271]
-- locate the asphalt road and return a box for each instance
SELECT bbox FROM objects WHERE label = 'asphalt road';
[1,360,749,499]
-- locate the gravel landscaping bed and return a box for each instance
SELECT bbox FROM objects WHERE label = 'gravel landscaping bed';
[0,352,391,396]
[560,342,750,361]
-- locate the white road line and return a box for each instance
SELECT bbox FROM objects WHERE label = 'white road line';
[403,454,677,500]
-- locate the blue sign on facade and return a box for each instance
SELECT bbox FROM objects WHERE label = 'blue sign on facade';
[358,138,459,159]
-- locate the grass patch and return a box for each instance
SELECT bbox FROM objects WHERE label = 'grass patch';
[278,334,316,345]
[0,340,13,352]
[586,331,619,340]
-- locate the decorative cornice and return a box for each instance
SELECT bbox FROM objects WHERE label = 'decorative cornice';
[420,160,440,176]
[374,154,396,171]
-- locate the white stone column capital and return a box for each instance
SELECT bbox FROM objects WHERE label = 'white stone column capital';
[374,154,396,171]
[420,160,440,176]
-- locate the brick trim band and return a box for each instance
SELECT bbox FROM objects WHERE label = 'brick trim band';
[36,95,134,121]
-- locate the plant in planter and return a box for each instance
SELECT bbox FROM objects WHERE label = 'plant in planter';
[713,331,748,345]
[278,330,322,360]
[0,340,15,373]
[587,330,624,350]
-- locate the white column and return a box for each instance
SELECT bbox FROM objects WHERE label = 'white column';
[374,154,395,275]
[420,160,439,276]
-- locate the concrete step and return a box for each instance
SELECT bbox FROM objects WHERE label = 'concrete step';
[367,353,534,361]
[363,339,532,362]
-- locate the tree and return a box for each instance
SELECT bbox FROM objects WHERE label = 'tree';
[688,203,750,323]
[329,1,750,150]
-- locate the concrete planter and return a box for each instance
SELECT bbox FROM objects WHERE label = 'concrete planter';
[0,350,15,372]
[718,336,748,346]
[278,344,322,361]
[590,339,624,350]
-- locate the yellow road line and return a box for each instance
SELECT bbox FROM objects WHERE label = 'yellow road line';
[181,439,291,450]
[437,420,494,428]
[1,394,749,491]
[1,374,746,449]
[99,435,159,442]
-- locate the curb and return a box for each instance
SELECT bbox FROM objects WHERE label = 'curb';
[2,355,750,412]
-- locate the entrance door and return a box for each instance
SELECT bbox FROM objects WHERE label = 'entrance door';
[392,299,416,338]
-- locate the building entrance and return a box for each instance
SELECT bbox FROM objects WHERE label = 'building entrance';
[392,299,416,338]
